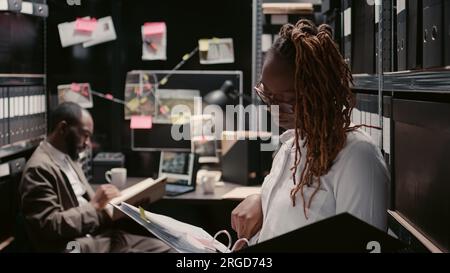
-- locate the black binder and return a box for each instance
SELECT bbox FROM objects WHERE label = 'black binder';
[241,213,406,253]
[396,0,407,71]
[423,0,444,68]
[352,0,375,74]
[407,0,422,69]
[445,1,450,66]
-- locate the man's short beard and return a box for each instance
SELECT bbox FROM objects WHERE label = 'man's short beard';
[66,130,80,161]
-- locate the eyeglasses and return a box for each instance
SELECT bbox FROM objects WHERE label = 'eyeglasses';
[254,82,296,107]
[254,82,274,106]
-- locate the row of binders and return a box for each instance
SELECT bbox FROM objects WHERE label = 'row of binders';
[322,0,450,74]
[0,86,47,147]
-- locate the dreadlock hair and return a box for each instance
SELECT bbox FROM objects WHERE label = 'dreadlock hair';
[270,19,356,218]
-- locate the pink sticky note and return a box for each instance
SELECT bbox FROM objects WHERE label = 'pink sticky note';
[130,116,152,129]
[143,22,166,36]
[71,83,81,92]
[75,18,98,32]
[105,94,114,100]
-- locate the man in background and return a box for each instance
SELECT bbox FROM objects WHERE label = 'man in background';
[19,102,170,253]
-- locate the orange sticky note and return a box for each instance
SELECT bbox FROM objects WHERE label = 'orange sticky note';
[130,116,152,129]
[75,18,98,32]
[143,22,166,36]
[71,83,81,92]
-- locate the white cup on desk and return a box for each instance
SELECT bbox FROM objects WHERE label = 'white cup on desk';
[200,175,216,194]
[105,168,127,189]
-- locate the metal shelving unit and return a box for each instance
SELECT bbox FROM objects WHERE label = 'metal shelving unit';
[353,67,450,94]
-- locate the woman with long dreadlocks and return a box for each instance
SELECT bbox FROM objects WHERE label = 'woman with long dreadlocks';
[231,19,389,245]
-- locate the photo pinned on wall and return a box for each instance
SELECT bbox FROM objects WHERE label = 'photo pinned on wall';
[190,115,215,139]
[142,22,167,60]
[57,83,93,108]
[124,71,158,120]
[190,115,219,164]
[198,38,234,64]
[154,89,200,125]
[57,16,116,48]
[83,16,117,48]
[58,16,95,48]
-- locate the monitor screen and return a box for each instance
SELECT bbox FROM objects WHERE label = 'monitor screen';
[159,152,194,186]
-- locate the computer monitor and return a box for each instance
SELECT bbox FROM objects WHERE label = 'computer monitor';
[131,70,242,152]
[159,151,197,196]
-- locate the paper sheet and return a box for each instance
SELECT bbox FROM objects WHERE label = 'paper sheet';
[221,187,261,200]
[83,16,117,47]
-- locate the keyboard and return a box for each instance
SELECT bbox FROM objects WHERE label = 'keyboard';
[165,184,195,196]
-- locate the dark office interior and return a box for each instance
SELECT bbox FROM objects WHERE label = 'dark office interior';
[0,0,449,256]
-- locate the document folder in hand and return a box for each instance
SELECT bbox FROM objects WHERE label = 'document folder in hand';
[241,213,406,253]
[105,177,167,220]
[113,202,241,253]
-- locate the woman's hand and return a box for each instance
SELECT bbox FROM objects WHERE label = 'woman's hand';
[231,194,263,239]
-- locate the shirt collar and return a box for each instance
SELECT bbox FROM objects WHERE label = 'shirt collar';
[280,130,295,144]
[41,140,68,166]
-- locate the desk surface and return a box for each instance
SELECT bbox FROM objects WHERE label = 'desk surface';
[125,177,254,201]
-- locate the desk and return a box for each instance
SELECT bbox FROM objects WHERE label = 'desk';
[125,177,242,201]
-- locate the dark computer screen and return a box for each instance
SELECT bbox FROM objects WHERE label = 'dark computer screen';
[161,152,191,175]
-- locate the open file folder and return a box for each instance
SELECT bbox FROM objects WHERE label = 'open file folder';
[114,202,406,253]
[112,202,231,253]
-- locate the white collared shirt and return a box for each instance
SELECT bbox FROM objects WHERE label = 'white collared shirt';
[42,141,89,205]
[254,128,390,244]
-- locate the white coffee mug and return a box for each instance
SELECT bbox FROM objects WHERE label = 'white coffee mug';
[200,175,216,194]
[105,168,127,188]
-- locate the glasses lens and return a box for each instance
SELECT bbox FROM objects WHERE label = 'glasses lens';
[254,83,270,105]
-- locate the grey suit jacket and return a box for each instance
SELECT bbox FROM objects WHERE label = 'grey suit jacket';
[19,143,110,252]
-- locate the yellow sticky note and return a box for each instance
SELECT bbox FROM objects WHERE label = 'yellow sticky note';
[126,97,140,112]
[212,37,220,43]
[199,39,209,51]
[182,54,190,61]
[139,207,148,221]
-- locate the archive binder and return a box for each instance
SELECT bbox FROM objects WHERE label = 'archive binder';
[445,1,450,66]
[407,0,422,69]
[423,0,443,68]
[396,0,407,71]
[241,213,406,253]
[352,0,375,74]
